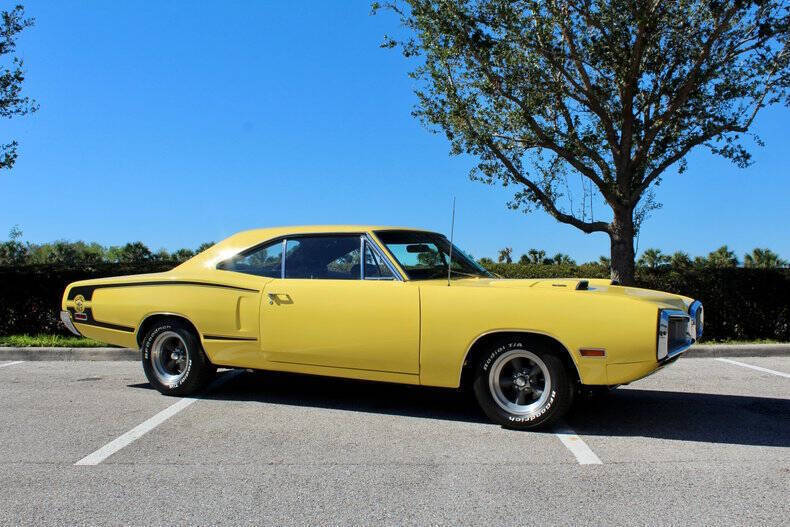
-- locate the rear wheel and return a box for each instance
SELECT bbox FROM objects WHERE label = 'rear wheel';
[141,321,215,396]
[472,340,573,430]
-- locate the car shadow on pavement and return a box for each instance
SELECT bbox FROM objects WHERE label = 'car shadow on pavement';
[566,388,790,447]
[129,370,789,447]
[130,369,489,424]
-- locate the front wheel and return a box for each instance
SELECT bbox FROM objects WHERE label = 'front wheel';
[141,321,215,396]
[472,340,573,430]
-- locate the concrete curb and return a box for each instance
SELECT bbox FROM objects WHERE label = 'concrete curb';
[684,343,790,358]
[0,344,788,362]
[0,347,138,361]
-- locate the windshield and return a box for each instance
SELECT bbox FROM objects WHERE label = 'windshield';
[374,230,492,281]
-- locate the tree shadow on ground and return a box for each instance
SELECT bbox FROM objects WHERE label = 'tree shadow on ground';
[129,369,789,447]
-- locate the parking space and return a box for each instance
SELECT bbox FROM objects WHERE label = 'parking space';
[0,357,787,524]
[567,357,790,465]
[0,361,176,464]
[111,370,569,468]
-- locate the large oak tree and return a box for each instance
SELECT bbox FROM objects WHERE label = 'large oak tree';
[375,0,790,284]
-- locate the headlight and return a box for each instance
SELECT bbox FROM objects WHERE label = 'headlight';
[689,300,703,339]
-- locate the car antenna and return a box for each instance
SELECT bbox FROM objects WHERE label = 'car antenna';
[447,196,456,287]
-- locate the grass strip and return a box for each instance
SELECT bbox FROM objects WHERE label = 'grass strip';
[0,334,110,348]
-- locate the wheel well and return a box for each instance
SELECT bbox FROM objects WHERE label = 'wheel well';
[459,331,581,389]
[136,314,200,347]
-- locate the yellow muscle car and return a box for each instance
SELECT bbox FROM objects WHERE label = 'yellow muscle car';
[61,225,703,430]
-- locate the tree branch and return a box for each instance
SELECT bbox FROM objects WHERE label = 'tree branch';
[485,137,610,234]
[461,53,615,201]
[635,4,741,168]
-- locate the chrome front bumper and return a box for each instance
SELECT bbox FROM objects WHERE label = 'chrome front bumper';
[60,310,82,336]
[657,300,704,363]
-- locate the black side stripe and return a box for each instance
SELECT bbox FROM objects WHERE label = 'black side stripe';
[68,281,259,300]
[203,335,258,342]
[67,307,135,333]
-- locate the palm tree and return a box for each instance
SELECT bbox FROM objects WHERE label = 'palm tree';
[637,248,670,269]
[744,248,788,268]
[706,245,738,267]
[497,247,513,264]
[670,251,693,269]
[551,253,576,265]
[519,248,546,264]
[597,255,611,269]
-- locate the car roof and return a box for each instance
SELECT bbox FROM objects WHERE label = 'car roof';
[235,225,433,237]
[178,225,437,270]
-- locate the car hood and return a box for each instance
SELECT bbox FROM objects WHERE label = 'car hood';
[430,277,692,311]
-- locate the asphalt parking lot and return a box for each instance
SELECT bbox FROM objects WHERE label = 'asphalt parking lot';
[0,356,788,525]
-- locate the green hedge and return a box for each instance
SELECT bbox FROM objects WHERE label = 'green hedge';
[0,262,787,342]
[0,263,176,336]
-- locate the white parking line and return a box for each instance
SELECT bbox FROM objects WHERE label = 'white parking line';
[716,358,790,379]
[0,361,24,369]
[75,370,241,466]
[554,424,602,465]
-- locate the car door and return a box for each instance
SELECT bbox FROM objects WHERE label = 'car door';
[260,233,419,374]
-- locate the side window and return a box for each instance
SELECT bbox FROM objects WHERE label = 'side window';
[363,242,394,279]
[284,236,361,280]
[217,240,283,277]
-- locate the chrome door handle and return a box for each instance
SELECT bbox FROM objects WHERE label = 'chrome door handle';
[267,292,290,304]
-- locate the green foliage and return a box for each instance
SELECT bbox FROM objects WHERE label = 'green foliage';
[196,242,216,253]
[484,262,609,279]
[596,255,611,269]
[744,248,788,268]
[172,248,195,261]
[637,248,670,269]
[0,5,38,172]
[520,248,547,264]
[376,0,790,283]
[0,230,211,267]
[497,247,513,263]
[0,334,106,347]
[0,226,26,265]
[549,253,575,266]
[0,262,176,336]
[706,245,739,267]
[106,242,152,263]
[670,251,693,270]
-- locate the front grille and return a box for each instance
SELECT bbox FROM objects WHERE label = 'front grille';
[658,310,693,361]
[668,317,689,348]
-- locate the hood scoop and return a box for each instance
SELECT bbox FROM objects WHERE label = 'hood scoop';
[529,279,591,291]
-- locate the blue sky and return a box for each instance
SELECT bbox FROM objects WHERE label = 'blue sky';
[1,1,788,263]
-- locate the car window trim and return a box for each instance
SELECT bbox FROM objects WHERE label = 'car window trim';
[361,234,402,281]
[217,232,405,282]
[215,238,284,278]
[372,229,491,281]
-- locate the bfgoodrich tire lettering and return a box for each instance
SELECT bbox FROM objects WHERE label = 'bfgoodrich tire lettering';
[472,340,573,430]
[141,321,215,396]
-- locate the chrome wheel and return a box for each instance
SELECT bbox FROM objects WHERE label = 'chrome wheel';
[150,331,189,387]
[488,349,551,415]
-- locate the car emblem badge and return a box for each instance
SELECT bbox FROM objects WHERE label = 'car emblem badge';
[74,295,86,313]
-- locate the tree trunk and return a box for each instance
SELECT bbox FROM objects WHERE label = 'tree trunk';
[609,207,636,286]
